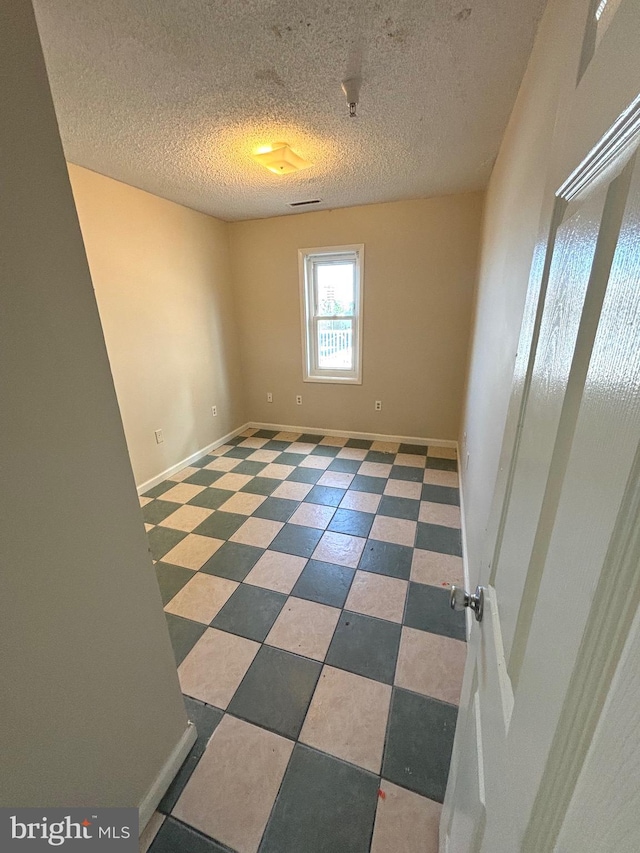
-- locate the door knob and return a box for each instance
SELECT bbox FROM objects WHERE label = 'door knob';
[450,585,484,622]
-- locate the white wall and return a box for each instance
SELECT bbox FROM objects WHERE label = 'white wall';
[229,194,483,440]
[0,0,188,809]
[460,0,589,582]
[69,164,246,489]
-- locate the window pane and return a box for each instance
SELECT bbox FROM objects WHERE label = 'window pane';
[316,262,355,316]
[317,319,353,370]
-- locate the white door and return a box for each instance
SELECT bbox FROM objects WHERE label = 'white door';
[442,1,640,850]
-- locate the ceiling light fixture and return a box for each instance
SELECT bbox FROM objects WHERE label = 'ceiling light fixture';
[252,142,312,174]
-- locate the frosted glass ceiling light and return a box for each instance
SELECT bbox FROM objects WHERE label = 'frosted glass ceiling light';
[252,142,312,175]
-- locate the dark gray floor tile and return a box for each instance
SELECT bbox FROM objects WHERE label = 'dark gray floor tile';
[378,495,420,521]
[291,560,355,608]
[383,688,458,802]
[149,818,228,853]
[327,508,374,537]
[311,444,340,457]
[233,460,268,476]
[404,582,466,640]
[305,485,346,506]
[252,496,299,522]
[349,475,386,494]
[211,584,286,641]
[261,744,378,853]
[274,452,303,467]
[143,480,175,498]
[193,511,247,540]
[299,433,323,443]
[240,477,281,495]
[223,446,255,459]
[190,455,215,468]
[142,499,181,525]
[148,526,187,561]
[421,483,460,505]
[227,435,248,445]
[155,562,195,605]
[365,450,395,464]
[326,611,401,684]
[358,540,413,580]
[188,487,235,510]
[270,524,323,558]
[345,438,372,449]
[287,466,323,484]
[399,443,428,456]
[263,440,291,452]
[184,469,226,487]
[415,522,462,556]
[254,429,278,438]
[164,613,206,666]
[389,465,424,482]
[200,541,264,581]
[159,698,223,813]
[328,458,361,474]
[426,456,458,472]
[228,645,321,739]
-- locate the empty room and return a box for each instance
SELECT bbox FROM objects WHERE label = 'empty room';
[3,1,640,852]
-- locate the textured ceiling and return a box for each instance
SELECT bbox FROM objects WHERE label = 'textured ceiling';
[33,0,546,221]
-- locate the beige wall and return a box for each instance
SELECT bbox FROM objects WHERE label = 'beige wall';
[1,0,187,808]
[229,194,483,440]
[69,164,246,488]
[460,0,590,581]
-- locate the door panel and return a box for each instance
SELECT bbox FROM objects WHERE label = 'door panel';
[514,153,640,848]
[494,188,607,661]
[443,0,640,844]
[445,687,486,853]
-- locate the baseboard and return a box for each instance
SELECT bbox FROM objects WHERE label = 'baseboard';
[456,443,473,640]
[138,721,197,834]
[248,421,457,448]
[136,423,251,494]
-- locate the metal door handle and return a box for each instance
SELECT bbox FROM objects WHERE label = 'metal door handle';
[450,585,484,622]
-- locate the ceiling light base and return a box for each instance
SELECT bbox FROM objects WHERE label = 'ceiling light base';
[252,142,312,175]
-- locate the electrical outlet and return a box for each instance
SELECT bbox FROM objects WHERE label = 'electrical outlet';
[154,429,164,444]
[374,400,382,411]
[267,392,273,403]
[296,394,303,405]
[211,405,217,417]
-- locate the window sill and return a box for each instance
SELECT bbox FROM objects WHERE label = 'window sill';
[303,375,362,385]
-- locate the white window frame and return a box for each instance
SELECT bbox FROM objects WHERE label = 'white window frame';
[298,244,364,384]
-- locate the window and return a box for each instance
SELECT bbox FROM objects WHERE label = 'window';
[299,244,364,384]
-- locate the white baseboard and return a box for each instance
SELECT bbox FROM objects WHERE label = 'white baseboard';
[136,423,251,494]
[138,721,197,834]
[248,421,457,448]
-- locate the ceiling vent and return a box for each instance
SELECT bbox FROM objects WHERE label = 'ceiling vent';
[288,199,322,207]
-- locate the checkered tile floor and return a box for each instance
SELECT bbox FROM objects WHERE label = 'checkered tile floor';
[140,429,465,853]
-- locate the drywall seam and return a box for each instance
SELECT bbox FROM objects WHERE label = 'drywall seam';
[136,422,251,494]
